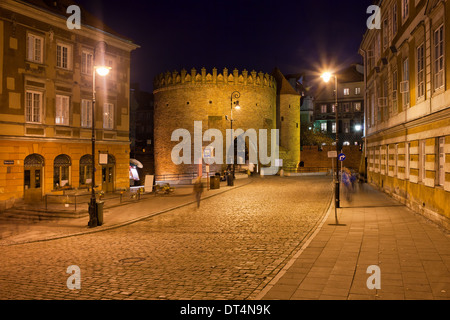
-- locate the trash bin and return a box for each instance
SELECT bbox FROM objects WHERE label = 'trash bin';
[227,174,234,186]
[96,201,104,226]
[210,176,220,189]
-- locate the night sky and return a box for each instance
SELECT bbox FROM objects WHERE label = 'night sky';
[75,0,373,92]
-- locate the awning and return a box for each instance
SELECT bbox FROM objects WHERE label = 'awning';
[130,158,143,168]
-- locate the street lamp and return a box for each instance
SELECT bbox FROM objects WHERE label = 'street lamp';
[321,72,340,224]
[228,91,240,186]
[88,64,111,228]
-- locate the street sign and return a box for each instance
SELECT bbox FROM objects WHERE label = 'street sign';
[338,153,346,161]
[328,151,337,158]
[203,146,213,158]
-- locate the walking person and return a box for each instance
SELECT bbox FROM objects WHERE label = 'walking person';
[193,177,204,208]
[342,167,353,202]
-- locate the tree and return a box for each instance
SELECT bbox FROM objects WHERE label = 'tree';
[300,125,334,147]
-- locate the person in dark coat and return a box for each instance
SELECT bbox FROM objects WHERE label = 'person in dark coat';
[193,177,204,208]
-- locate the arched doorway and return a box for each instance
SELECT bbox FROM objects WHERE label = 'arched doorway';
[24,153,44,202]
[102,154,115,192]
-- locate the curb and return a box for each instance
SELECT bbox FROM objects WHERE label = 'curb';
[2,179,254,246]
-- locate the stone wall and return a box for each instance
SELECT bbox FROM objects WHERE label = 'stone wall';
[300,145,362,171]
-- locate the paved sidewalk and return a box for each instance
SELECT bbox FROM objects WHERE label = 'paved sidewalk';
[0,178,252,245]
[259,182,450,300]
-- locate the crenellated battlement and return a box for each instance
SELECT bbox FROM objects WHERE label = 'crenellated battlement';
[153,67,276,91]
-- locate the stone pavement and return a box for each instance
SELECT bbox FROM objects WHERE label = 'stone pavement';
[0,177,252,245]
[259,182,450,300]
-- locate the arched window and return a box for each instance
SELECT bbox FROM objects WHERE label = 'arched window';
[54,154,71,188]
[79,154,93,186]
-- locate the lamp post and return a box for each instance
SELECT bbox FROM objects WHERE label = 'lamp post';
[88,65,111,228]
[228,91,241,186]
[321,72,339,224]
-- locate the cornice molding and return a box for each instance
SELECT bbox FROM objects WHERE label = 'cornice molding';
[1,0,139,52]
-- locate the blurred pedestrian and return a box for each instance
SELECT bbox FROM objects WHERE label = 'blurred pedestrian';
[193,177,204,208]
[342,167,353,202]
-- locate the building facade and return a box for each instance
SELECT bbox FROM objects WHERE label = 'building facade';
[360,0,450,229]
[313,64,365,148]
[0,0,139,210]
[152,67,301,177]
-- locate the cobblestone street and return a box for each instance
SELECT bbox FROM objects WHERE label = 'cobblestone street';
[0,176,332,300]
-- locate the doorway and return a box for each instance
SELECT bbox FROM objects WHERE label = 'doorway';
[101,154,115,192]
[24,154,44,202]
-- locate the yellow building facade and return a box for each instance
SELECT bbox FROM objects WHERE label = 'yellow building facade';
[360,0,450,229]
[0,0,139,210]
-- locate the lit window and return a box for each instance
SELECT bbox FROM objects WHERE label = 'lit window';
[434,25,444,90]
[321,122,327,132]
[55,95,70,126]
[81,50,93,75]
[402,58,410,107]
[103,103,114,129]
[355,87,361,95]
[56,43,72,70]
[354,102,362,111]
[27,33,43,64]
[25,90,42,123]
[417,44,425,99]
[344,88,350,96]
[321,105,327,113]
[81,99,92,128]
[332,122,336,133]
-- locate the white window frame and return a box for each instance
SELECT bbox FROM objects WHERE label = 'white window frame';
[55,95,70,126]
[355,87,361,95]
[56,42,72,70]
[25,90,42,123]
[81,99,92,128]
[103,103,114,130]
[434,25,444,91]
[27,33,43,64]
[320,122,327,132]
[81,50,93,75]
[417,43,425,99]
[343,88,350,96]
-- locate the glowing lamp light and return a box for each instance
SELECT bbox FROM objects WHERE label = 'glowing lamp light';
[95,66,111,77]
[355,124,362,131]
[235,101,240,110]
[321,72,332,83]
